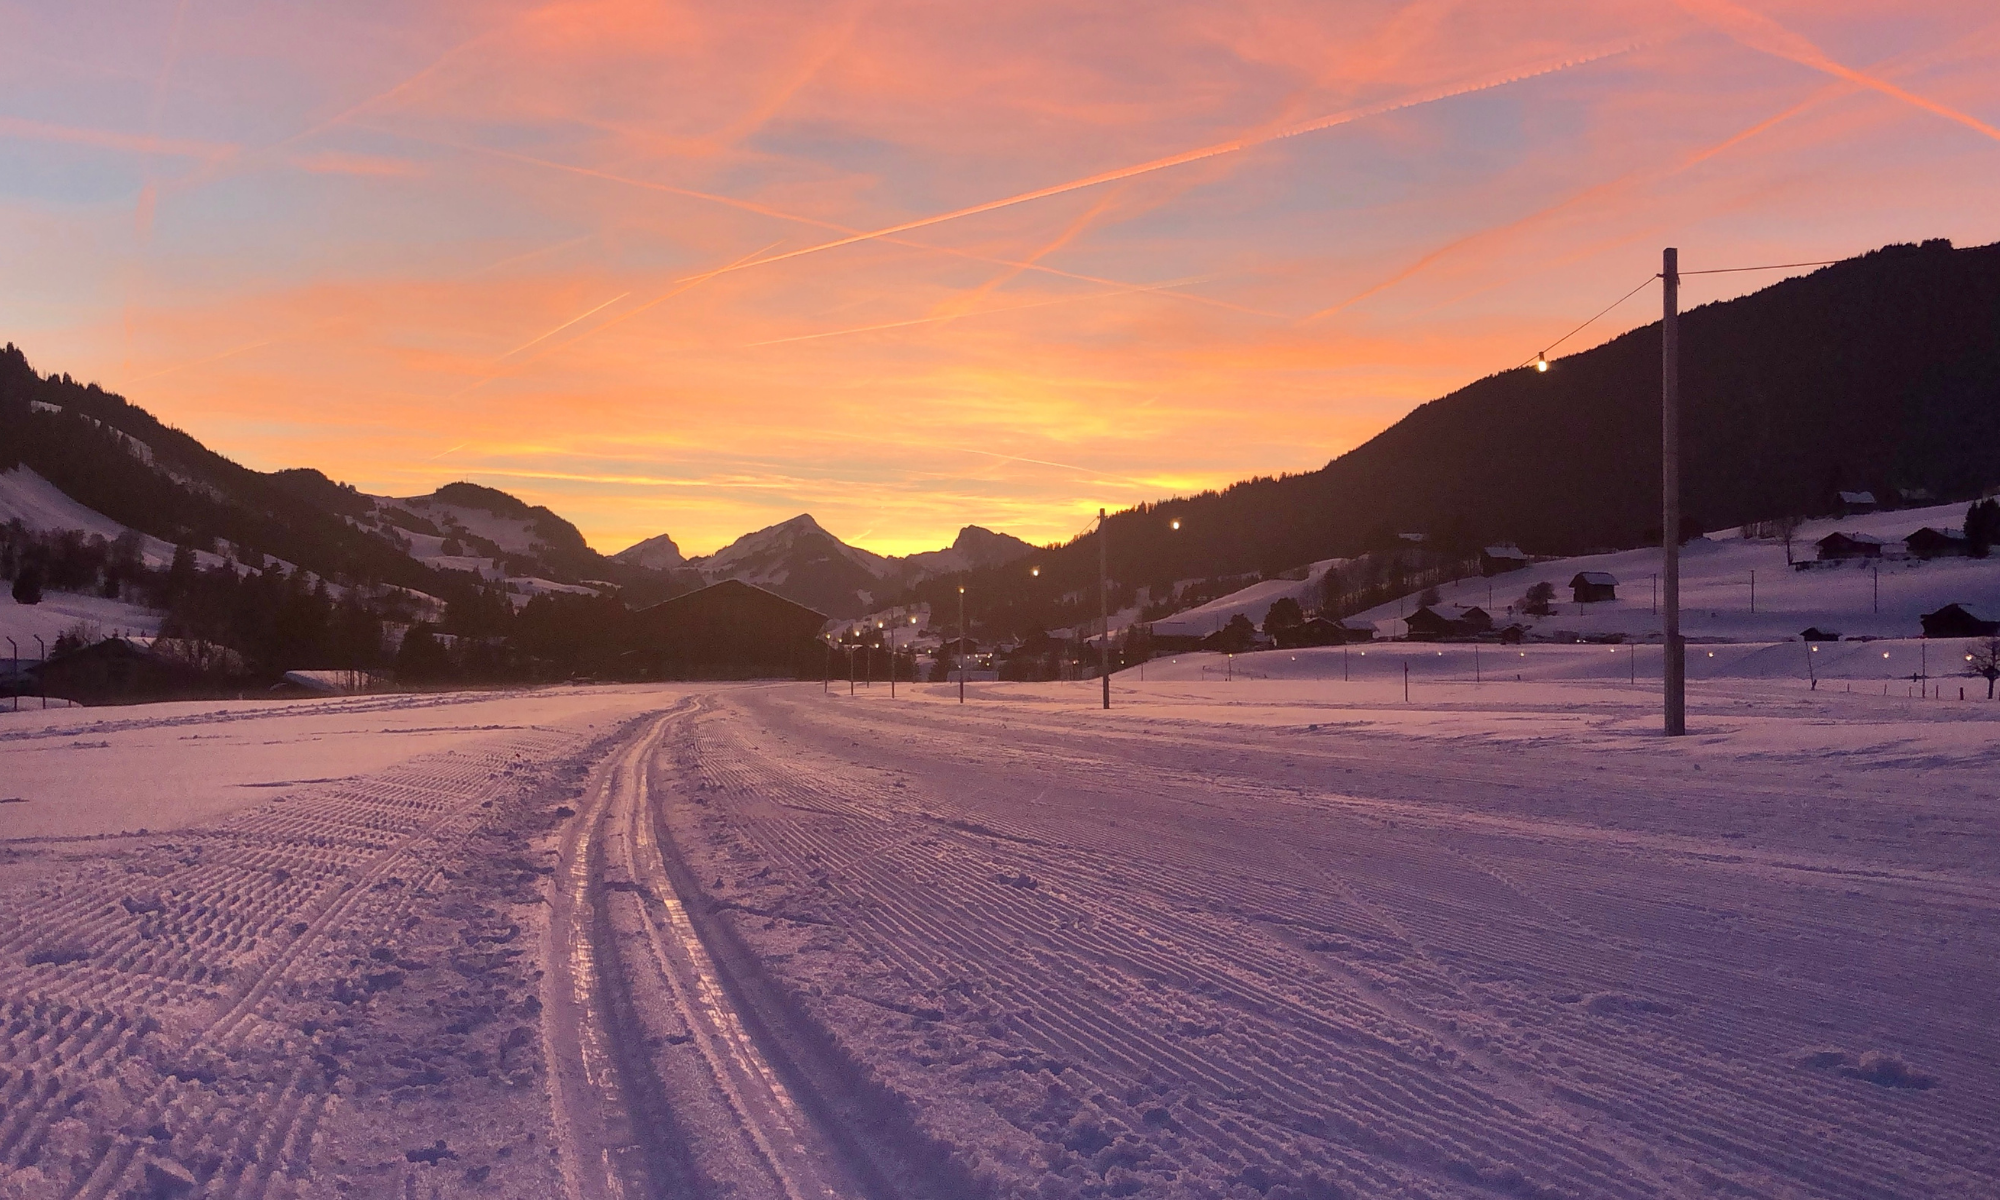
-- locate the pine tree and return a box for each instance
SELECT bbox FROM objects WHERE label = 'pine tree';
[1262,597,1303,634]
[1967,500,1993,558]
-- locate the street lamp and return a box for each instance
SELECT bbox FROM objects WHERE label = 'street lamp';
[1096,509,1109,710]
[957,584,967,704]
[880,619,895,699]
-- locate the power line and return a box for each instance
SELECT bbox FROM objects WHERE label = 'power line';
[1524,257,1841,369]
[1680,259,1838,275]
[1523,274,1656,369]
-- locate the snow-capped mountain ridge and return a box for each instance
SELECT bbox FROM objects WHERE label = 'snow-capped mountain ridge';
[613,531,686,571]
[618,514,1037,615]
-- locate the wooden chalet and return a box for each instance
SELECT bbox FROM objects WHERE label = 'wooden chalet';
[1904,527,1968,558]
[1815,532,1887,561]
[1480,544,1530,576]
[1569,572,1618,603]
[1405,604,1494,640]
[1920,604,2000,639]
[628,579,828,678]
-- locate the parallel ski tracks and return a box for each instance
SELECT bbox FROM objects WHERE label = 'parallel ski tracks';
[543,704,860,1200]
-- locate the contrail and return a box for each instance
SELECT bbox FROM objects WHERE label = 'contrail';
[743,276,1207,348]
[959,447,1167,491]
[124,337,277,384]
[0,115,233,160]
[1675,0,2000,143]
[495,291,632,360]
[671,40,1642,286]
[386,129,1279,319]
[390,42,1636,324]
[1296,25,1996,326]
[443,242,782,400]
[937,189,1125,318]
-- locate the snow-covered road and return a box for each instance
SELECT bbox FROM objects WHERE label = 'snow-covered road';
[661,681,2000,1198]
[3,678,1995,1198]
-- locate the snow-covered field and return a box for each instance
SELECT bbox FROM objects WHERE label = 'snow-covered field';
[1359,502,2000,643]
[3,676,1994,1198]
[0,588,161,655]
[1163,502,2000,643]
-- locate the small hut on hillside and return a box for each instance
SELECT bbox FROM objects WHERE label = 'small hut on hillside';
[1569,572,1618,603]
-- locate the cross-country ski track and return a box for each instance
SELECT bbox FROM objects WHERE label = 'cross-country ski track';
[2,676,1996,1199]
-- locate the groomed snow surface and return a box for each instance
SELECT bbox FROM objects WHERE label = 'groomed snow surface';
[4,670,1997,1198]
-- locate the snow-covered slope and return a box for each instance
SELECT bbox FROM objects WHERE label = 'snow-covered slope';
[897,525,1036,578]
[0,588,162,650]
[693,514,891,582]
[1152,560,1342,637]
[612,531,686,571]
[684,514,888,617]
[1347,501,2000,641]
[0,465,226,572]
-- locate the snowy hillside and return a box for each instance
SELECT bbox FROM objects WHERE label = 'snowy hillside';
[895,524,1037,578]
[1346,501,2000,642]
[0,466,183,568]
[1152,559,1342,637]
[0,587,161,650]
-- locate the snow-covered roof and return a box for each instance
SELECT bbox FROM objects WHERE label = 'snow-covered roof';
[1482,544,1529,559]
[1571,571,1617,586]
[1413,604,1488,621]
[1818,531,1887,546]
[1838,490,1878,504]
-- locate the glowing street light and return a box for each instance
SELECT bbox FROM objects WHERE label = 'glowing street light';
[1534,352,1549,373]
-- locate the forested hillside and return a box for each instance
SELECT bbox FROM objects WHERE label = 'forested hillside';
[912,239,2000,634]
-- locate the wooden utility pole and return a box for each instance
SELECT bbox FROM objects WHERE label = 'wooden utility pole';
[1099,508,1110,710]
[957,584,966,704]
[1663,247,1686,736]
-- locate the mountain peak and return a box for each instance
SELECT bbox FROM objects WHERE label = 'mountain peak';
[952,524,1032,554]
[613,531,686,571]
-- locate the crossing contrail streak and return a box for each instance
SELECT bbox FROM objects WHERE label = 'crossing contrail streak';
[670,40,1641,286]
[495,292,632,360]
[390,130,1279,318]
[1296,21,2000,327]
[1675,0,2000,143]
[443,243,781,400]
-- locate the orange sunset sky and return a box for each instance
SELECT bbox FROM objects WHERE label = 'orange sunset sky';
[3,0,1997,556]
